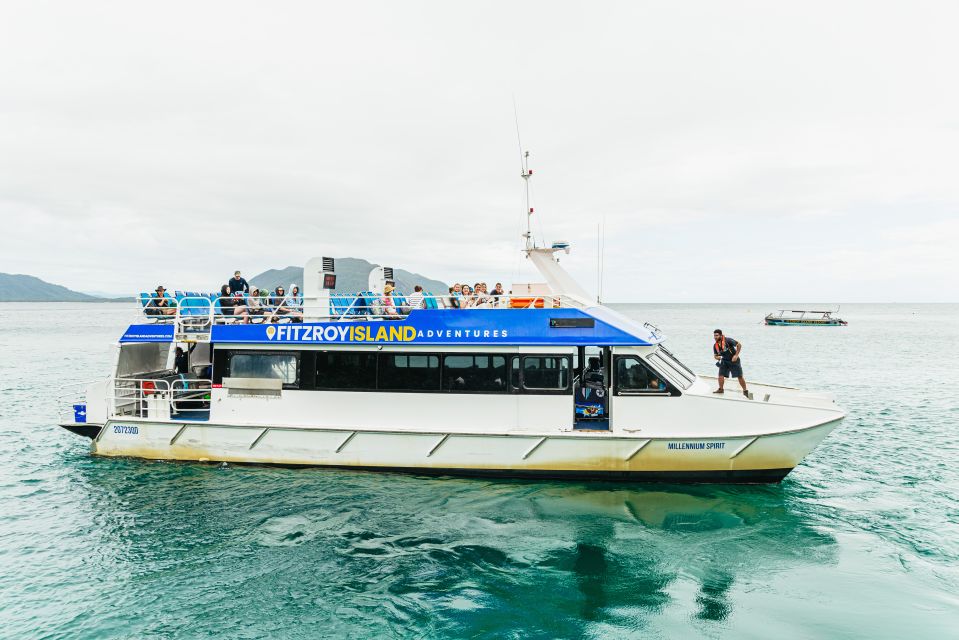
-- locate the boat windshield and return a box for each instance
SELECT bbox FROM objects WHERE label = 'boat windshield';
[647,346,696,390]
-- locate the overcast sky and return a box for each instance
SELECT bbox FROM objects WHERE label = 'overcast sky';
[1,1,957,301]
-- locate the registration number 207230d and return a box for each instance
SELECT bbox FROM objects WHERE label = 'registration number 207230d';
[113,425,139,435]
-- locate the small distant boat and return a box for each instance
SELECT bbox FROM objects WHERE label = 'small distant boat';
[765,309,848,326]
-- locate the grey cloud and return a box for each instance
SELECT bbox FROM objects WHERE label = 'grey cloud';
[1,1,957,301]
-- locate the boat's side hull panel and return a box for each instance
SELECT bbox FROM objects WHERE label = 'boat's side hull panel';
[90,419,840,483]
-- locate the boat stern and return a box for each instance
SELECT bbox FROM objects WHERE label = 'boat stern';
[59,422,103,439]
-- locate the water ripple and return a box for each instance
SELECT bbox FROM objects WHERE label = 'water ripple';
[1,302,958,638]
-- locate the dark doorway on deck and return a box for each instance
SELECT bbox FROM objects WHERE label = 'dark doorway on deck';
[574,346,611,430]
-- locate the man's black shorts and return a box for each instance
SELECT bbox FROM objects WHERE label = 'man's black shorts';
[718,360,744,378]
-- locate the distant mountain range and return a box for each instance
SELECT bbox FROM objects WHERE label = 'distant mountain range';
[0,258,448,302]
[0,273,132,302]
[250,258,448,295]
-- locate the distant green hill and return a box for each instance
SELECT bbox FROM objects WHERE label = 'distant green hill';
[251,258,448,295]
[0,273,105,302]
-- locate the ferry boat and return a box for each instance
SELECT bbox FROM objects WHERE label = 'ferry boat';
[765,309,848,326]
[57,247,846,483]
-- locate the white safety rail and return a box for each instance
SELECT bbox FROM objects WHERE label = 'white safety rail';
[110,377,212,420]
[134,293,589,326]
[56,378,104,424]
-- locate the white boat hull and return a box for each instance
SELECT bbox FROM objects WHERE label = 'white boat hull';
[86,417,841,483]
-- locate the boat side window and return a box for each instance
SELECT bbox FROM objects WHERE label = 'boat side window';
[614,356,674,395]
[646,347,694,390]
[522,356,570,391]
[378,354,441,391]
[315,351,376,390]
[229,352,299,388]
[443,354,507,393]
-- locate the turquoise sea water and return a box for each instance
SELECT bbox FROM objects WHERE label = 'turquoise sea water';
[1,303,957,639]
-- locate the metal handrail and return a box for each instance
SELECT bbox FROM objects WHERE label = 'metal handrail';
[56,378,106,423]
[169,378,213,417]
[134,292,586,325]
[110,377,212,419]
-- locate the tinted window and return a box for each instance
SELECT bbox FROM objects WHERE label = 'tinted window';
[315,351,376,390]
[443,355,507,392]
[378,354,441,391]
[648,348,695,389]
[230,353,298,385]
[523,356,570,390]
[615,356,667,393]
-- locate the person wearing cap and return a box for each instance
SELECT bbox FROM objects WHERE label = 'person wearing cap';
[228,271,249,295]
[146,286,176,316]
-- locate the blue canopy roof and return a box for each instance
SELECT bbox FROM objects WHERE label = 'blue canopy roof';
[119,307,663,347]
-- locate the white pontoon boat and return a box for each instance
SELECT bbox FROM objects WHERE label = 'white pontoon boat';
[58,245,844,483]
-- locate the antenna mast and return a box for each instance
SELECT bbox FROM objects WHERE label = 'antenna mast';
[513,98,534,251]
[521,150,533,250]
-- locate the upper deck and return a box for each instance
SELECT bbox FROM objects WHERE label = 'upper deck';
[123,292,663,348]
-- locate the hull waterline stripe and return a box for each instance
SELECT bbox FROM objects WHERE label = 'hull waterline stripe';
[170,425,188,446]
[625,439,651,462]
[729,436,758,459]
[427,434,450,457]
[335,431,357,453]
[523,437,547,460]
[90,453,796,483]
[249,428,270,450]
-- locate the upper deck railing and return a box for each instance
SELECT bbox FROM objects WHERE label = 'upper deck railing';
[135,291,589,329]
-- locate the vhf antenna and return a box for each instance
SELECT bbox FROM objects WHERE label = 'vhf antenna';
[521,150,533,251]
[513,98,534,251]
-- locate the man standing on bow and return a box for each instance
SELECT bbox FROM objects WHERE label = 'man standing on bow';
[712,329,748,397]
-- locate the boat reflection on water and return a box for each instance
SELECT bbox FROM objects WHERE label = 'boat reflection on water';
[66,458,837,635]
[521,483,836,626]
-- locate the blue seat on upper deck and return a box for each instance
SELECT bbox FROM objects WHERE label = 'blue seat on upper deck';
[183,294,212,317]
[330,293,351,318]
[349,291,371,316]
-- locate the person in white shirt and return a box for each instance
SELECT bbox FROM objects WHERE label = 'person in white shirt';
[405,285,425,312]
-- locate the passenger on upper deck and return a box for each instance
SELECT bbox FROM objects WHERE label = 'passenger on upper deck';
[405,285,425,312]
[271,287,303,322]
[228,271,249,295]
[218,285,250,324]
[460,284,474,308]
[378,283,401,318]
[248,288,265,317]
[290,286,303,311]
[491,282,505,301]
[473,283,492,308]
[146,286,176,316]
[446,284,461,309]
